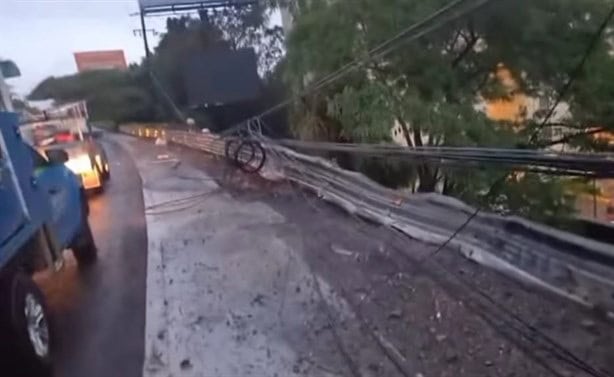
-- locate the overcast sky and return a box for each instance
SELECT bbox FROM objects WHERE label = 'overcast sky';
[0,1,182,96]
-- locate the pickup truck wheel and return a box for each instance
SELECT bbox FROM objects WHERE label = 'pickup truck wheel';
[71,220,97,266]
[0,273,53,376]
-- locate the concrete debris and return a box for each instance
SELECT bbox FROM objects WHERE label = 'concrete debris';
[580,319,597,331]
[195,262,219,271]
[330,244,355,257]
[251,294,267,307]
[192,315,205,326]
[116,134,614,377]
[146,344,166,371]
[180,358,193,370]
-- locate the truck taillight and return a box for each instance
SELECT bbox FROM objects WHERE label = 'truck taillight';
[65,155,92,174]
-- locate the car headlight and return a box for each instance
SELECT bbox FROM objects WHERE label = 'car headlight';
[65,154,93,174]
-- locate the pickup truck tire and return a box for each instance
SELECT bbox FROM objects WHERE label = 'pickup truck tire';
[0,272,53,376]
[71,220,97,266]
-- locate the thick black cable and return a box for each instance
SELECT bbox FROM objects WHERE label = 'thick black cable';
[222,2,614,373]
[399,1,614,272]
[529,3,614,144]
[272,139,614,177]
[224,138,267,174]
[252,118,611,377]
[221,0,496,136]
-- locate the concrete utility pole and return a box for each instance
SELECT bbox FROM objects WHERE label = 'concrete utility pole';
[139,9,151,59]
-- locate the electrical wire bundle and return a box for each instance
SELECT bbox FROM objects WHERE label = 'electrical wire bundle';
[272,139,614,178]
[220,0,496,137]
[141,0,614,374]
[144,188,223,215]
[224,137,267,174]
[251,129,613,377]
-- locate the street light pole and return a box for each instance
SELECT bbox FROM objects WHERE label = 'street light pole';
[139,8,151,60]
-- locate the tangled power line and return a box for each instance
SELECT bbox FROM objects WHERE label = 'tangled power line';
[214,1,614,375]
[221,0,496,136]
[144,0,614,375]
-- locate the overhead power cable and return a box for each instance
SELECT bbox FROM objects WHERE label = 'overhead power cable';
[270,139,614,177]
[150,71,187,123]
[234,4,614,371]
[222,0,497,135]
[412,0,614,271]
[529,4,614,144]
[249,128,610,377]
[391,9,614,375]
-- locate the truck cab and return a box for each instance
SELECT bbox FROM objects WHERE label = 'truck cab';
[0,111,97,375]
[21,101,110,192]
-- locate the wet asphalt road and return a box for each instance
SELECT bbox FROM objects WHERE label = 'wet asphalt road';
[37,138,148,377]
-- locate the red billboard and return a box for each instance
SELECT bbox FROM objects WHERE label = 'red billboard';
[74,50,127,73]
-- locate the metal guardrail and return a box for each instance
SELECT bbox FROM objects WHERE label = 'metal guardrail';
[120,124,614,317]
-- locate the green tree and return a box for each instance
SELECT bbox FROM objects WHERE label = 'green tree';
[284,0,614,219]
[149,7,284,110]
[28,2,285,129]
[28,68,158,126]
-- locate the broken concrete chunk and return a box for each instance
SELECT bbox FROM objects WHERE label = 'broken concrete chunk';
[180,358,193,370]
[330,244,355,257]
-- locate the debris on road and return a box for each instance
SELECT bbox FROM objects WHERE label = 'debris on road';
[330,244,356,257]
[180,359,192,370]
[117,135,614,377]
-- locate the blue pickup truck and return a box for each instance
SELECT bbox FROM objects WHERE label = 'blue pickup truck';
[0,111,97,375]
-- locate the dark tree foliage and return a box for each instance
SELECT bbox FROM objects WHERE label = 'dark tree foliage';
[284,0,614,221]
[28,3,285,130]
[29,68,157,126]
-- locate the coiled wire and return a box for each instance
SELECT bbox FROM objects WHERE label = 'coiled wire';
[224,138,267,174]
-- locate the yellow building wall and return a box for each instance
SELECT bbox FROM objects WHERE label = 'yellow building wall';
[481,66,614,222]
[483,67,530,123]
